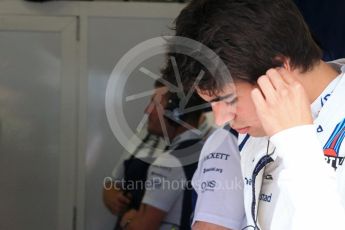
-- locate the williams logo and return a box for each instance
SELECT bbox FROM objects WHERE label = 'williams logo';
[323,119,345,170]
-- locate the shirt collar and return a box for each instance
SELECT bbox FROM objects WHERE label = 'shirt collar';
[169,129,201,149]
[311,66,344,119]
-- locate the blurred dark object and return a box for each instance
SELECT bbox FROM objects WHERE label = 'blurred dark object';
[25,0,187,3]
[25,0,55,2]
[294,0,345,61]
[25,0,95,1]
[122,0,187,2]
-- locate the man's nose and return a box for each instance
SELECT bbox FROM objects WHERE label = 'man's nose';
[211,102,236,126]
[144,101,154,114]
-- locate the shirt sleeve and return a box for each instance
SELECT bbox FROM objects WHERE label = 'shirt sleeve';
[142,154,185,212]
[192,128,245,230]
[270,125,345,229]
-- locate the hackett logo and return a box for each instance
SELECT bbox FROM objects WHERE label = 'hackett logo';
[203,152,230,162]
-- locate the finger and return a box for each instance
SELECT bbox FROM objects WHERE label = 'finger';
[109,204,120,214]
[251,88,267,113]
[266,68,288,90]
[118,206,127,214]
[256,75,277,101]
[277,67,295,85]
[118,194,131,204]
[125,193,133,200]
[113,202,128,213]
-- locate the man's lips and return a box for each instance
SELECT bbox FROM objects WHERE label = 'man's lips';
[234,126,250,134]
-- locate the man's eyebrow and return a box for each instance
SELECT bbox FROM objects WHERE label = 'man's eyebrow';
[209,93,235,103]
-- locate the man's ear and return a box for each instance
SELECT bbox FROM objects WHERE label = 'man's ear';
[282,58,292,72]
[274,55,292,72]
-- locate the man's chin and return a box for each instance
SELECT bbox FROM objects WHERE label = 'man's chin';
[147,128,163,137]
[246,129,266,137]
[147,127,156,135]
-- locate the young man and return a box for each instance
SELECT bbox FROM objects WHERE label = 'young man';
[162,55,246,230]
[118,79,207,230]
[167,0,345,229]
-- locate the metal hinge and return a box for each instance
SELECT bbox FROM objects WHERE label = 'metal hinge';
[76,16,80,41]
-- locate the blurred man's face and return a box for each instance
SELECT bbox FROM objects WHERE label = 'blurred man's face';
[144,86,171,137]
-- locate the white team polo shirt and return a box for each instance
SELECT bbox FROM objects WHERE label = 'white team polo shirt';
[241,59,345,229]
[192,127,245,230]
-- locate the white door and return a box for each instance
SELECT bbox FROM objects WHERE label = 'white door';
[0,15,78,230]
